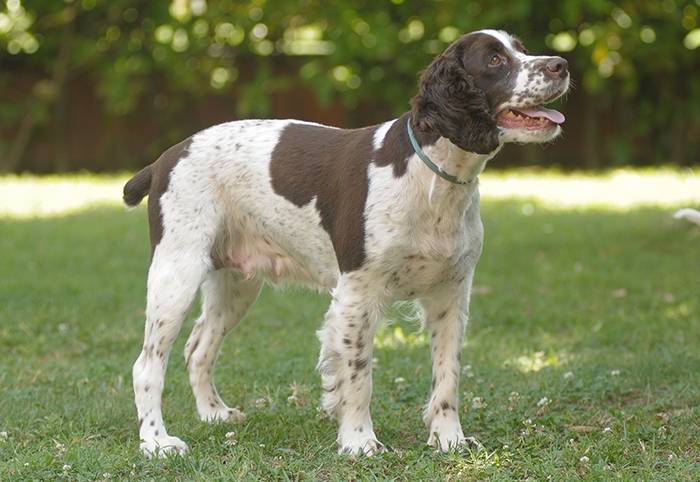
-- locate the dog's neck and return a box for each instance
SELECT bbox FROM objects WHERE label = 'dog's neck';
[421,137,503,188]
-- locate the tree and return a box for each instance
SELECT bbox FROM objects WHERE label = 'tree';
[1,0,699,171]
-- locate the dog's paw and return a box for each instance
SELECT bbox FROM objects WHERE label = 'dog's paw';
[338,437,388,457]
[427,430,483,453]
[200,406,246,424]
[455,436,483,452]
[140,436,189,459]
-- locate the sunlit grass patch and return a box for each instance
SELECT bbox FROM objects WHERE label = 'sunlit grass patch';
[1,168,698,219]
[480,167,700,210]
[0,173,130,218]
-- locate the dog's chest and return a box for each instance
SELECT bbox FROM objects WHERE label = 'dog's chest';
[385,252,465,299]
[365,205,477,300]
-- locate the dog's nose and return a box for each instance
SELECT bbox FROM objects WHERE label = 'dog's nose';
[546,57,568,76]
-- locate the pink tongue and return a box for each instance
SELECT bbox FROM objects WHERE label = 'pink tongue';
[515,106,565,124]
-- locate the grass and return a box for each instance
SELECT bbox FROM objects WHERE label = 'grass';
[1,169,699,480]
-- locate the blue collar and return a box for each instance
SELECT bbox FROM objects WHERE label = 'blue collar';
[406,118,475,185]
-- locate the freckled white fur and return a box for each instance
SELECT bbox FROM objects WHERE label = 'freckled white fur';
[372,119,396,151]
[129,30,568,458]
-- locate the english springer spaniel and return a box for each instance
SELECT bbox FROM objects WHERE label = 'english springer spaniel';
[124,29,569,457]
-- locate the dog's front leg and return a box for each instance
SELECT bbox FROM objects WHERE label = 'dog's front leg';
[316,275,387,456]
[422,294,482,452]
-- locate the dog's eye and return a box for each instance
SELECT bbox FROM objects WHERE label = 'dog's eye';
[489,55,502,66]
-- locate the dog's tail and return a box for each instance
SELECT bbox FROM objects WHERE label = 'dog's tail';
[673,208,700,226]
[123,165,153,207]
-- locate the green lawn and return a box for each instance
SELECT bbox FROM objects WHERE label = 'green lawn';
[1,170,699,480]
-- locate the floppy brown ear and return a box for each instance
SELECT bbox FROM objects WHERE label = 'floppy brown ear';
[409,54,500,155]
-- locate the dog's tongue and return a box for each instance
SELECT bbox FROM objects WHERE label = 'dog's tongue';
[515,106,565,124]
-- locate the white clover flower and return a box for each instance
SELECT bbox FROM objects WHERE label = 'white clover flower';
[225,431,237,446]
[580,455,590,464]
[471,397,487,409]
[564,371,574,379]
[462,365,474,378]
[536,397,551,415]
[0,431,7,443]
[255,398,267,409]
[602,427,612,435]
[63,464,71,471]
[53,439,66,455]
[611,370,620,377]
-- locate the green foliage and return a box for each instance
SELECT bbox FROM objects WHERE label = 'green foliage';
[1,0,699,169]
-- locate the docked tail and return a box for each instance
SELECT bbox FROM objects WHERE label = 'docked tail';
[123,165,153,207]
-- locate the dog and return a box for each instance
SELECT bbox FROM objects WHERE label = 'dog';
[123,29,569,457]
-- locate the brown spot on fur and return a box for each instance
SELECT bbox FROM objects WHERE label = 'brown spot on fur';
[123,136,194,259]
[189,339,200,355]
[377,114,437,177]
[270,124,375,272]
[354,358,369,370]
[270,119,430,272]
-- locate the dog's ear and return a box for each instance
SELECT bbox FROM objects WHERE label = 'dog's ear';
[409,54,500,155]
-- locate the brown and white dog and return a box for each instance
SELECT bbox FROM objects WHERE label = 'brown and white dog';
[124,29,569,457]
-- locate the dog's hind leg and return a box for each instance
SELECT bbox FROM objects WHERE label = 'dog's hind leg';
[184,269,262,423]
[133,242,212,458]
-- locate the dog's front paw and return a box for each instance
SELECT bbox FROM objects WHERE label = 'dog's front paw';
[200,406,246,424]
[427,427,483,453]
[338,437,388,457]
[140,435,189,458]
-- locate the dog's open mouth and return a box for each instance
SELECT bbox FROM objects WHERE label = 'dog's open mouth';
[496,106,565,131]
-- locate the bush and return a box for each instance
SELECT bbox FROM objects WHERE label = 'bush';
[1,0,699,171]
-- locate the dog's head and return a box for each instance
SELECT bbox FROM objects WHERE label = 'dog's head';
[410,29,570,154]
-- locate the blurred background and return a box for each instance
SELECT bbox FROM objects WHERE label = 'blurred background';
[0,0,698,173]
